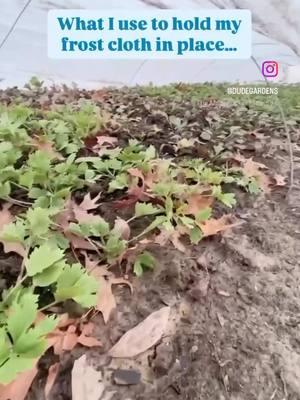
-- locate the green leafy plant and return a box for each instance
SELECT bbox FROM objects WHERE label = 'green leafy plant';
[0,96,259,385]
[0,293,56,384]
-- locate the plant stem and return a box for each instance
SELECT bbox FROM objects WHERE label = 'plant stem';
[3,274,28,304]
[126,215,138,224]
[5,197,32,207]
[39,301,59,312]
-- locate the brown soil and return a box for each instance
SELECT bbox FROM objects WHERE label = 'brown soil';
[1,85,300,400]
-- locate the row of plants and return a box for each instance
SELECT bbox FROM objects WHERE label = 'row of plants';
[0,102,261,384]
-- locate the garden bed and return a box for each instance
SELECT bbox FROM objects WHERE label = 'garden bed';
[0,81,300,400]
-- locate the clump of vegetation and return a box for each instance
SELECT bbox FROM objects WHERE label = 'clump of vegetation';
[0,88,281,384]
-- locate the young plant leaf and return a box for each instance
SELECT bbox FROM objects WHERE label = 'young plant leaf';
[54,264,98,308]
[133,251,156,277]
[134,202,161,217]
[25,244,64,277]
[26,207,52,237]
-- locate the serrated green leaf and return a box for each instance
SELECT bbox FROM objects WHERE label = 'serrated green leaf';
[165,197,173,218]
[133,251,156,276]
[14,333,46,358]
[195,207,212,222]
[34,315,57,337]
[189,226,203,244]
[103,235,126,259]
[179,216,195,229]
[14,315,57,357]
[248,178,261,194]
[55,263,98,307]
[144,145,156,160]
[141,215,167,236]
[25,243,64,277]
[133,261,143,277]
[0,181,11,198]
[135,202,161,217]
[68,222,85,237]
[0,220,26,243]
[32,260,66,287]
[26,207,52,237]
[28,187,48,199]
[6,293,38,343]
[0,355,35,384]
[47,232,70,250]
[27,150,51,173]
[2,286,34,309]
[19,171,34,189]
[219,193,237,208]
[108,173,128,192]
[0,329,10,365]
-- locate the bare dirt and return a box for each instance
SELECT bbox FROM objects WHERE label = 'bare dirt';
[1,85,300,400]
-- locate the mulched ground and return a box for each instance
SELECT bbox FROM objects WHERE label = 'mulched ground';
[1,84,300,400]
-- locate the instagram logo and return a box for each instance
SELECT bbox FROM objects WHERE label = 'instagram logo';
[262,61,278,78]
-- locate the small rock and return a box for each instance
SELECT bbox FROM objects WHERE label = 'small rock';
[216,289,231,297]
[113,369,141,386]
[200,130,212,141]
[191,345,198,353]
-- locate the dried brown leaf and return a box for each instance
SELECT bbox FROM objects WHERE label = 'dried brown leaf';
[47,320,101,355]
[92,274,132,324]
[113,217,130,240]
[127,168,145,181]
[233,154,272,192]
[95,136,118,148]
[109,307,170,358]
[185,194,213,215]
[199,215,241,237]
[0,204,13,229]
[79,193,102,211]
[72,355,105,400]
[45,363,60,399]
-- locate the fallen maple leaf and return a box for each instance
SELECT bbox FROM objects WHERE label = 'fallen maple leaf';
[47,320,101,355]
[198,215,241,237]
[83,252,133,323]
[185,194,213,215]
[79,193,102,211]
[94,274,132,324]
[71,200,103,225]
[233,154,272,192]
[95,136,118,148]
[109,306,170,358]
[0,365,38,400]
[127,168,145,181]
[45,363,60,399]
